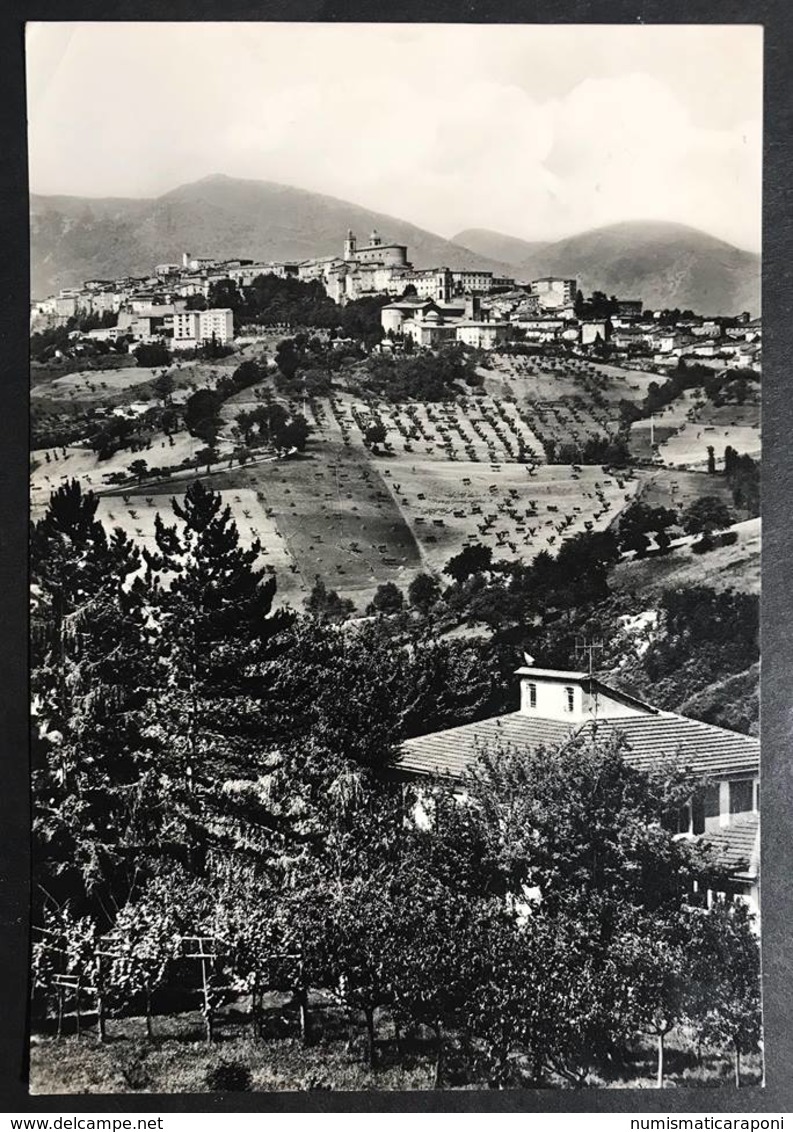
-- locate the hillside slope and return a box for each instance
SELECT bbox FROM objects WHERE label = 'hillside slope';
[452,220,760,315]
[30,175,515,297]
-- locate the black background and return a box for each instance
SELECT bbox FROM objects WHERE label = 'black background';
[1,0,790,1113]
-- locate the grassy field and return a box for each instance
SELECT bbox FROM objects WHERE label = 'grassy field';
[611,518,761,600]
[633,466,740,513]
[160,441,425,611]
[29,1003,761,1094]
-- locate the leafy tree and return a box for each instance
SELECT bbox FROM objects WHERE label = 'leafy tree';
[195,446,217,474]
[184,388,223,445]
[153,369,175,404]
[275,339,300,380]
[134,343,172,368]
[304,578,355,622]
[615,909,698,1087]
[687,901,762,1087]
[408,572,441,613]
[682,496,736,544]
[276,414,310,453]
[367,582,404,614]
[364,422,388,451]
[444,543,492,585]
[128,458,149,485]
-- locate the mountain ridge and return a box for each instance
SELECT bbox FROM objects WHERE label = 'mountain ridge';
[29,175,516,297]
[453,221,760,314]
[30,176,760,314]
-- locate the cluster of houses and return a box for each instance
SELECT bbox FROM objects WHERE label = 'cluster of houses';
[30,231,761,369]
[380,286,760,368]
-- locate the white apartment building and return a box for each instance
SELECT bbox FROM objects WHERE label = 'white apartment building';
[172,308,234,349]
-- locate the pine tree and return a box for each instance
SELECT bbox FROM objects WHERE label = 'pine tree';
[143,481,294,865]
[31,481,164,922]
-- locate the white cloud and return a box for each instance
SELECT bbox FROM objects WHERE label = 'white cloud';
[26,22,762,251]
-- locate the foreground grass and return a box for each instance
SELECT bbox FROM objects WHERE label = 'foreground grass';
[29,1000,762,1094]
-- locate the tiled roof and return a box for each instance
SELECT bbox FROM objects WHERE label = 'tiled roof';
[579,715,759,778]
[398,713,573,778]
[398,710,759,781]
[699,814,759,874]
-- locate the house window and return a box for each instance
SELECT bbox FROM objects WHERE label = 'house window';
[528,683,537,709]
[753,779,760,811]
[564,686,575,713]
[729,780,754,816]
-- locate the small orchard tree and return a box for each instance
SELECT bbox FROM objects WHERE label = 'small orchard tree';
[687,901,762,1087]
[615,911,697,1088]
[128,458,149,485]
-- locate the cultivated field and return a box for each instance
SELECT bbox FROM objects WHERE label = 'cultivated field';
[629,390,761,470]
[378,459,637,573]
[164,440,424,611]
[94,487,304,607]
[657,402,761,469]
[633,467,740,519]
[33,350,757,608]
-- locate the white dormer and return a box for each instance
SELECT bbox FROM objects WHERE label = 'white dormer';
[516,666,655,723]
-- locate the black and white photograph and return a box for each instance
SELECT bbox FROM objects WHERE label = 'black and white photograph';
[26,21,763,1095]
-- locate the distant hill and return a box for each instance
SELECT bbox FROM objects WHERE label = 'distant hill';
[29,174,515,298]
[451,228,550,267]
[452,220,761,316]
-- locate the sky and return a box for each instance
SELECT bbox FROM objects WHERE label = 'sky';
[26,22,762,252]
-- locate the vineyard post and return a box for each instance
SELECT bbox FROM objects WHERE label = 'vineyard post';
[96,951,106,1043]
[298,950,309,1047]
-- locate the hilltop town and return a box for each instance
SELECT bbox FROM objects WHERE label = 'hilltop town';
[31,226,762,370]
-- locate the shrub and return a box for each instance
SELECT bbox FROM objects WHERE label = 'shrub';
[205,1060,253,1092]
[692,536,715,555]
[718,531,739,547]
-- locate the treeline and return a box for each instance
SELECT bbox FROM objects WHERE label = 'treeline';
[619,361,760,428]
[31,480,760,1087]
[205,276,391,347]
[356,344,484,402]
[30,312,121,362]
[618,586,760,734]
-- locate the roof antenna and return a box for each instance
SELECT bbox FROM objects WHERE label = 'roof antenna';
[574,636,604,726]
